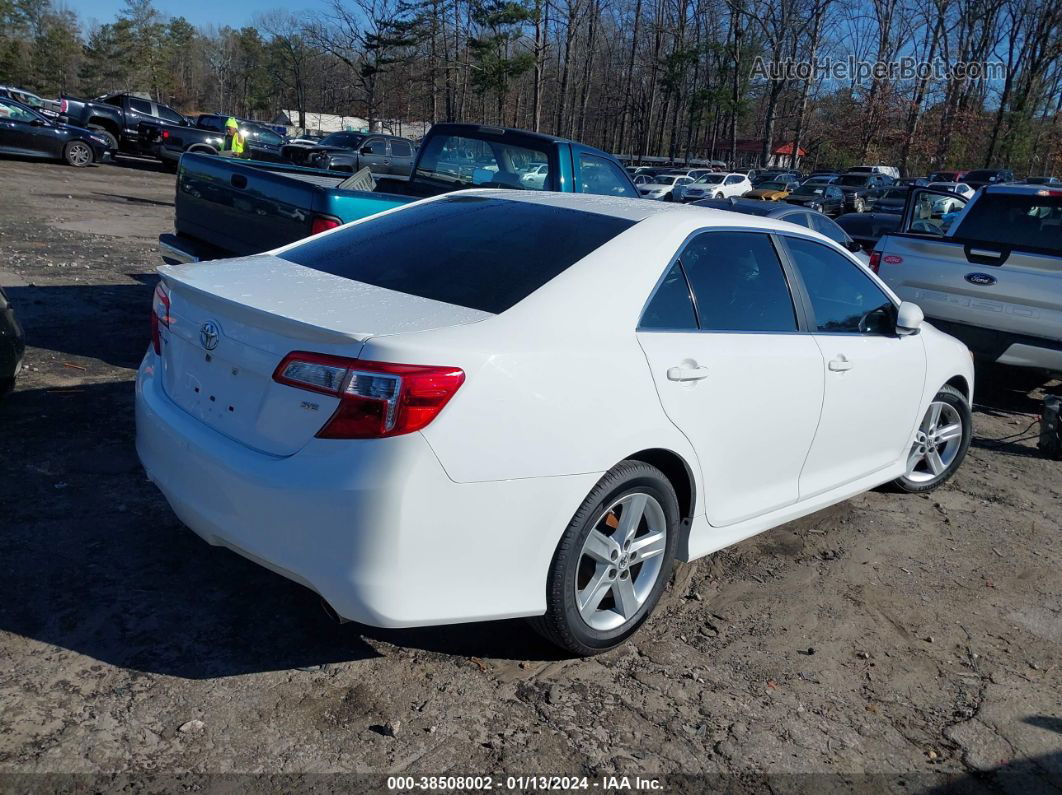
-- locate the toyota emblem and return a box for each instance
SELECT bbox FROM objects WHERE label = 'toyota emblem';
[200,321,220,350]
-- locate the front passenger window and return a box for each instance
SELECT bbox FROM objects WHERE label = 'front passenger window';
[785,237,895,334]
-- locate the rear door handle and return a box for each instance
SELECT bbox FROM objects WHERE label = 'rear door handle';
[667,365,709,382]
[828,356,853,372]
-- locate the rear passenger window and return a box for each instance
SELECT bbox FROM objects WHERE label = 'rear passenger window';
[128,98,152,115]
[785,237,895,334]
[680,232,797,332]
[390,139,412,157]
[640,262,697,330]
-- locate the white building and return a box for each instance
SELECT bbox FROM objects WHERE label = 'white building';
[276,111,430,140]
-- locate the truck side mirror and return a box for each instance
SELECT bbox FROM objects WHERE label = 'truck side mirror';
[896,301,924,335]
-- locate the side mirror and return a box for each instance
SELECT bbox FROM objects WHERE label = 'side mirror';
[896,301,924,335]
[844,239,863,253]
[360,146,373,155]
[30,118,46,126]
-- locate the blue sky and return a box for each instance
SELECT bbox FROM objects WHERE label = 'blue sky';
[72,0,321,31]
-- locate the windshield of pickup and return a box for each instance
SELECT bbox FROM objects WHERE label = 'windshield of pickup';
[278,196,634,313]
[953,193,1062,254]
[837,175,871,187]
[415,133,554,190]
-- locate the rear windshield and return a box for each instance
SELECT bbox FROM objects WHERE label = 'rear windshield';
[278,196,636,313]
[415,133,553,191]
[953,193,1062,254]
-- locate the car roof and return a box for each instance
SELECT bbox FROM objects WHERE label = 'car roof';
[444,191,844,248]
[983,183,1062,195]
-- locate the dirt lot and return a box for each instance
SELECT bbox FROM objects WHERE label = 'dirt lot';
[0,156,1059,793]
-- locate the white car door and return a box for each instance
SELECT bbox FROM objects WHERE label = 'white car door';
[779,235,927,497]
[637,230,826,527]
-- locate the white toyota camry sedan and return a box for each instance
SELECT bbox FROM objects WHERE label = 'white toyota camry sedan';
[136,191,974,655]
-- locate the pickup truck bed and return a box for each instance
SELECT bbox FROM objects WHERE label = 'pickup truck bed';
[163,154,412,263]
[874,184,1062,373]
[160,123,640,264]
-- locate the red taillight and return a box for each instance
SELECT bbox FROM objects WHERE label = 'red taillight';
[310,215,342,236]
[151,282,170,355]
[868,250,881,273]
[272,352,465,439]
[161,129,170,139]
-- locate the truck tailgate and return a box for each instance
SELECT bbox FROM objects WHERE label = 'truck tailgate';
[877,234,1062,343]
[175,153,332,257]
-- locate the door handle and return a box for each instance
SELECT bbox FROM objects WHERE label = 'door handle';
[828,356,853,372]
[667,365,709,382]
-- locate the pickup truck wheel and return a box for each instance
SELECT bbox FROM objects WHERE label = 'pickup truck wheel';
[63,141,93,167]
[87,126,118,152]
[161,158,178,173]
[530,461,679,656]
[891,385,971,493]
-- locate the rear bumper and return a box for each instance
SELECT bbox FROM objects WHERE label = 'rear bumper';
[928,318,1062,373]
[159,233,232,265]
[135,352,595,627]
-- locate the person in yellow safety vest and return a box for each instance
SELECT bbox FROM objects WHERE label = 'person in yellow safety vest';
[220,117,246,157]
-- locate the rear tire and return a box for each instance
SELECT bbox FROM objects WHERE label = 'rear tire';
[63,141,93,167]
[530,461,680,656]
[87,125,118,152]
[891,384,971,493]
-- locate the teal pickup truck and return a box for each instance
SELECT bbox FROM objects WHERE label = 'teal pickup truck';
[159,123,640,264]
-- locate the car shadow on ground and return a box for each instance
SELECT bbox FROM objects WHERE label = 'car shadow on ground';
[970,362,1055,459]
[6,281,157,369]
[924,716,1061,793]
[0,380,564,679]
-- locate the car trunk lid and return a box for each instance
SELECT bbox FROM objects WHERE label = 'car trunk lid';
[157,254,491,456]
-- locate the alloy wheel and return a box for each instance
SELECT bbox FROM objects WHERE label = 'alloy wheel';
[67,143,91,166]
[575,493,667,631]
[906,401,963,483]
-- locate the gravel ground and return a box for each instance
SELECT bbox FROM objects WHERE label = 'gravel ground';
[0,156,1059,793]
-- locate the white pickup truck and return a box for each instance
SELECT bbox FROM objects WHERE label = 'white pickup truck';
[871,183,1062,374]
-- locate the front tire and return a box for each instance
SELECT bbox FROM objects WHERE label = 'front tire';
[715,192,724,199]
[63,141,93,167]
[531,461,680,656]
[891,385,971,493]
